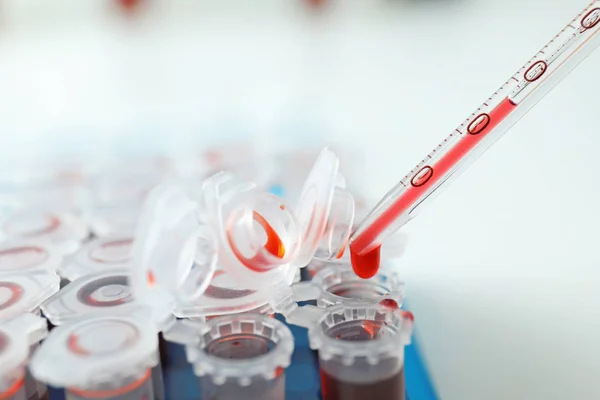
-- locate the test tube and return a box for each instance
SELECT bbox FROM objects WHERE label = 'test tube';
[293,264,405,308]
[165,313,294,400]
[308,303,413,400]
[0,315,48,400]
[30,312,159,400]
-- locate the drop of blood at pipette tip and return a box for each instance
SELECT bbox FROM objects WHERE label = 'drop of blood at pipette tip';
[349,244,381,279]
[379,299,399,310]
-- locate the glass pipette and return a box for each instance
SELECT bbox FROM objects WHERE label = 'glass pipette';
[349,2,600,278]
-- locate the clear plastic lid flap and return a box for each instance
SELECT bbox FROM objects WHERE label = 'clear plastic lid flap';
[317,183,355,260]
[200,172,301,289]
[0,270,60,320]
[295,148,354,267]
[41,268,134,326]
[130,185,217,314]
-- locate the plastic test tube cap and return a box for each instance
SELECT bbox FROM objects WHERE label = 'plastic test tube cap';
[30,311,159,393]
[130,147,356,319]
[129,184,217,320]
[41,268,150,328]
[173,269,274,319]
[0,270,60,321]
[58,234,134,281]
[293,147,355,267]
[0,209,89,254]
[0,240,63,274]
[0,314,48,392]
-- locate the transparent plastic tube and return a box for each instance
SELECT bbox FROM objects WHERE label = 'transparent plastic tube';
[65,370,154,400]
[308,304,413,400]
[200,372,285,400]
[165,314,294,400]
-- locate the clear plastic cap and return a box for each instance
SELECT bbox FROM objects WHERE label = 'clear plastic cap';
[199,171,301,289]
[293,265,405,308]
[0,270,60,320]
[130,178,296,319]
[41,268,133,323]
[199,147,354,313]
[59,235,134,281]
[294,147,355,267]
[0,314,48,383]
[30,311,159,391]
[129,185,218,320]
[164,313,294,386]
[174,270,272,318]
[0,240,62,273]
[129,147,354,319]
[0,209,89,254]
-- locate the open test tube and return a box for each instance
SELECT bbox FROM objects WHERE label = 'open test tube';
[308,303,413,400]
[165,313,294,400]
[30,311,159,400]
[0,315,48,400]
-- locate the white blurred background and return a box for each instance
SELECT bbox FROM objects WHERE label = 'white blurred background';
[1,0,599,399]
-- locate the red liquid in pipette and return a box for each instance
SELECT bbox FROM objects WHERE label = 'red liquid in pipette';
[351,97,518,278]
[350,245,381,279]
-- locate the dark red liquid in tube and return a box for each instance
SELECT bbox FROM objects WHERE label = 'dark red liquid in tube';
[320,368,405,400]
[350,98,518,278]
